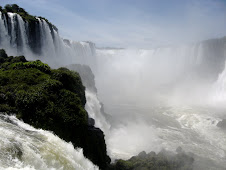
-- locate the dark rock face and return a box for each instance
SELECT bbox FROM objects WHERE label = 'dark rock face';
[0,52,110,169]
[66,64,111,169]
[67,64,97,93]
[217,119,226,130]
[82,126,111,169]
[109,148,194,170]
[88,117,95,126]
[59,125,110,170]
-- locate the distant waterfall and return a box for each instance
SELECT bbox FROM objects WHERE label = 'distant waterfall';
[212,43,226,104]
[0,11,96,70]
[95,37,226,106]
[214,73,226,103]
[0,114,99,170]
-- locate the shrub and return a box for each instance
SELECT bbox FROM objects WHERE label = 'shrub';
[51,67,86,105]
[11,56,27,63]
[4,4,13,12]
[0,52,88,129]
[0,49,8,58]
[11,4,19,12]
[12,60,51,73]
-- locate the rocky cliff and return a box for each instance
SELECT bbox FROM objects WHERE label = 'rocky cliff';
[0,49,110,169]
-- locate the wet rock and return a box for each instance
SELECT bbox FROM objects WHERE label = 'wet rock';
[88,117,95,126]
[217,119,226,130]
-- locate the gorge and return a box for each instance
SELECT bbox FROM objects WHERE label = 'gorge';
[0,4,226,170]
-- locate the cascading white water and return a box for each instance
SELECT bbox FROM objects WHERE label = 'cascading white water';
[0,114,99,170]
[212,71,226,104]
[17,14,29,54]
[85,90,110,133]
[38,19,57,62]
[0,12,17,52]
[0,12,96,70]
[8,13,17,49]
[212,43,226,105]
[0,12,10,49]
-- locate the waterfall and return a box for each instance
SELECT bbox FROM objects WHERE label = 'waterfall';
[66,64,110,135]
[17,14,30,55]
[38,19,57,62]
[85,89,111,133]
[8,13,17,49]
[212,41,226,104]
[94,46,226,168]
[0,114,99,170]
[0,12,10,50]
[0,12,96,70]
[95,37,226,106]
[1,10,226,169]
[214,71,226,103]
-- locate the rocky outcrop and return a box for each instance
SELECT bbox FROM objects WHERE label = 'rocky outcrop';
[67,64,98,93]
[217,119,226,130]
[109,148,194,170]
[0,50,110,169]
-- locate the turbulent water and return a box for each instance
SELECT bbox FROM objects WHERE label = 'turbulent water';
[95,48,226,169]
[0,114,98,170]
[1,10,226,170]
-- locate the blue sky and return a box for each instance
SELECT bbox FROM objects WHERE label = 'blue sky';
[0,0,226,48]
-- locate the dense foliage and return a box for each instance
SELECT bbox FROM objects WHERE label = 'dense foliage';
[0,49,87,129]
[110,149,194,170]
[0,4,57,31]
[0,49,110,169]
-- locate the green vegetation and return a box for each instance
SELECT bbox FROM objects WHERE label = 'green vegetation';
[0,49,110,169]
[0,49,87,131]
[0,4,57,31]
[0,49,8,58]
[110,150,194,170]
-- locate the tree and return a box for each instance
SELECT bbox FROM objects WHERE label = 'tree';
[4,4,13,12]
[18,7,28,15]
[0,49,8,58]
[11,4,19,12]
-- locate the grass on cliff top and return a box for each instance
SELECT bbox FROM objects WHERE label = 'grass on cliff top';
[0,49,87,131]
